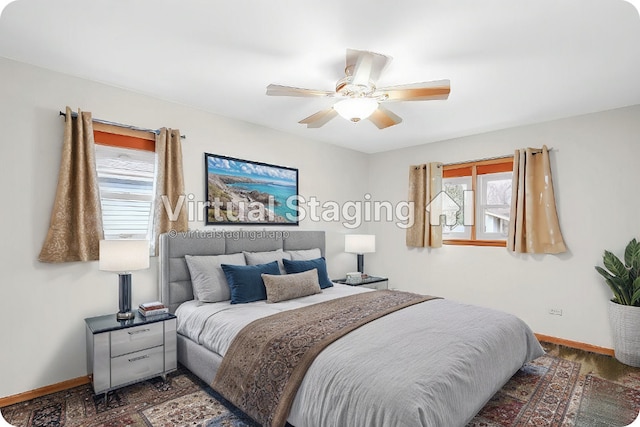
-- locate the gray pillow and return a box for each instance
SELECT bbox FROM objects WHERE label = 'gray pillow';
[285,248,322,260]
[243,249,292,274]
[261,269,321,303]
[185,253,246,302]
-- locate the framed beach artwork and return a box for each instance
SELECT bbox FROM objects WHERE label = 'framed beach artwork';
[204,153,299,225]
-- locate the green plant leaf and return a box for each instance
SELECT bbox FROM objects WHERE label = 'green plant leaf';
[632,277,640,306]
[594,240,640,305]
[631,241,640,278]
[603,250,630,282]
[625,238,640,268]
[624,239,640,282]
[596,267,629,305]
[610,277,632,305]
[595,265,614,281]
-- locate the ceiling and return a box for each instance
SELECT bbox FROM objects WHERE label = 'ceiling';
[1,0,640,153]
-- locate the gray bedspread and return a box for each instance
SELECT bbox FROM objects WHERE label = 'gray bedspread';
[177,285,544,427]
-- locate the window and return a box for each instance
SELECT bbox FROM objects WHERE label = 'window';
[93,123,157,241]
[441,175,473,240]
[441,157,513,247]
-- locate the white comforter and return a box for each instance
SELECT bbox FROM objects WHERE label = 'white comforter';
[176,285,544,427]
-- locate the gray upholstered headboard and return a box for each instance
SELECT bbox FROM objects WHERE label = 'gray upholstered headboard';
[159,230,326,313]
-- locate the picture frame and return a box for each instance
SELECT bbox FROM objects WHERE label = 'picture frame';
[204,153,299,225]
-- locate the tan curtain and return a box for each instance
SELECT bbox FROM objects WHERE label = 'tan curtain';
[153,128,188,254]
[406,162,443,248]
[39,107,104,262]
[507,145,567,254]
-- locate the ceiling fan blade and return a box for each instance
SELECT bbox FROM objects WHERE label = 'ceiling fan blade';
[368,107,403,129]
[378,79,451,101]
[266,84,335,98]
[352,52,373,86]
[298,108,338,128]
[346,49,392,85]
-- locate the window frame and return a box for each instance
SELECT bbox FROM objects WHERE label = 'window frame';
[441,175,473,240]
[476,171,512,241]
[93,123,157,242]
[442,156,514,247]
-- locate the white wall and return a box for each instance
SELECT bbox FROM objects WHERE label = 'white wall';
[367,105,640,349]
[0,58,369,398]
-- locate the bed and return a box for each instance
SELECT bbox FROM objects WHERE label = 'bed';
[159,230,544,427]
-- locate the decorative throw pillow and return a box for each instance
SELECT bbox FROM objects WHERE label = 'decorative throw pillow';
[282,257,333,289]
[185,253,246,302]
[243,249,292,274]
[285,248,322,260]
[261,269,321,303]
[221,261,280,304]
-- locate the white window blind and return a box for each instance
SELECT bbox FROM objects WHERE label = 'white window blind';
[95,144,156,240]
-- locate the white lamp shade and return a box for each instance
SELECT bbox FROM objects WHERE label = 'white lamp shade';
[99,240,150,272]
[333,98,378,122]
[345,234,376,254]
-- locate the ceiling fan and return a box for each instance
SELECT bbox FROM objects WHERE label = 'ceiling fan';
[266,49,450,129]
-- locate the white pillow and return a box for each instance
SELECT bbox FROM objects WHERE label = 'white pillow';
[243,249,291,274]
[286,248,322,260]
[185,253,246,302]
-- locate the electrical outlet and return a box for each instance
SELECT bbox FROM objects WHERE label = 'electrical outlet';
[548,308,563,316]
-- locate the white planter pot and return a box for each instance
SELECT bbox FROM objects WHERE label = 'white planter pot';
[609,300,640,367]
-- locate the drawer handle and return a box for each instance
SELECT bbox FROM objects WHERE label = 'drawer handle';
[128,328,150,335]
[128,354,150,363]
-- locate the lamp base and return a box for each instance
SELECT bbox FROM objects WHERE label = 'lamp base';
[357,254,364,274]
[116,311,136,320]
[117,273,135,321]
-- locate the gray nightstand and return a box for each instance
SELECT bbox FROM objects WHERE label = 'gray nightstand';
[334,276,389,290]
[85,312,177,397]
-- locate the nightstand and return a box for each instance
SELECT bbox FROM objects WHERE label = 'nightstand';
[85,312,177,397]
[334,276,389,290]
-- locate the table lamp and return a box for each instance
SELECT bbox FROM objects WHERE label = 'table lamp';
[99,239,150,320]
[345,234,376,274]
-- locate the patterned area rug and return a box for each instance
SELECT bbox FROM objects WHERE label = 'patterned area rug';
[2,367,257,427]
[469,354,640,427]
[574,374,640,426]
[469,354,583,426]
[2,355,640,427]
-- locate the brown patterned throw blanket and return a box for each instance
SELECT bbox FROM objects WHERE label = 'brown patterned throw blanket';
[212,290,438,427]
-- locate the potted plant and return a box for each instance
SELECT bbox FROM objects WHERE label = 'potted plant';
[595,237,640,366]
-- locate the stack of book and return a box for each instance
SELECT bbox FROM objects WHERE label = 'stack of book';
[138,301,168,317]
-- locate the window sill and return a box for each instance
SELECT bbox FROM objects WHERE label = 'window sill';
[443,239,507,247]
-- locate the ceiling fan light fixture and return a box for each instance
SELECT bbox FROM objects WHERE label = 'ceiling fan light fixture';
[333,98,378,122]
[266,49,450,129]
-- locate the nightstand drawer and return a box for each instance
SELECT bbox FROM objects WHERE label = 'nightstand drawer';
[111,345,164,388]
[86,312,177,395]
[110,322,163,357]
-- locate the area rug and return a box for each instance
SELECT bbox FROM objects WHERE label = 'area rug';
[1,367,257,427]
[574,374,640,426]
[470,353,640,427]
[469,353,583,426]
[2,355,640,427]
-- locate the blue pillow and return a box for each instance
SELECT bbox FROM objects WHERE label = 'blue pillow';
[282,257,333,289]
[221,261,280,304]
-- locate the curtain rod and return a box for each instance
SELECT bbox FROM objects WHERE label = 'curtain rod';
[442,147,555,167]
[58,111,186,139]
